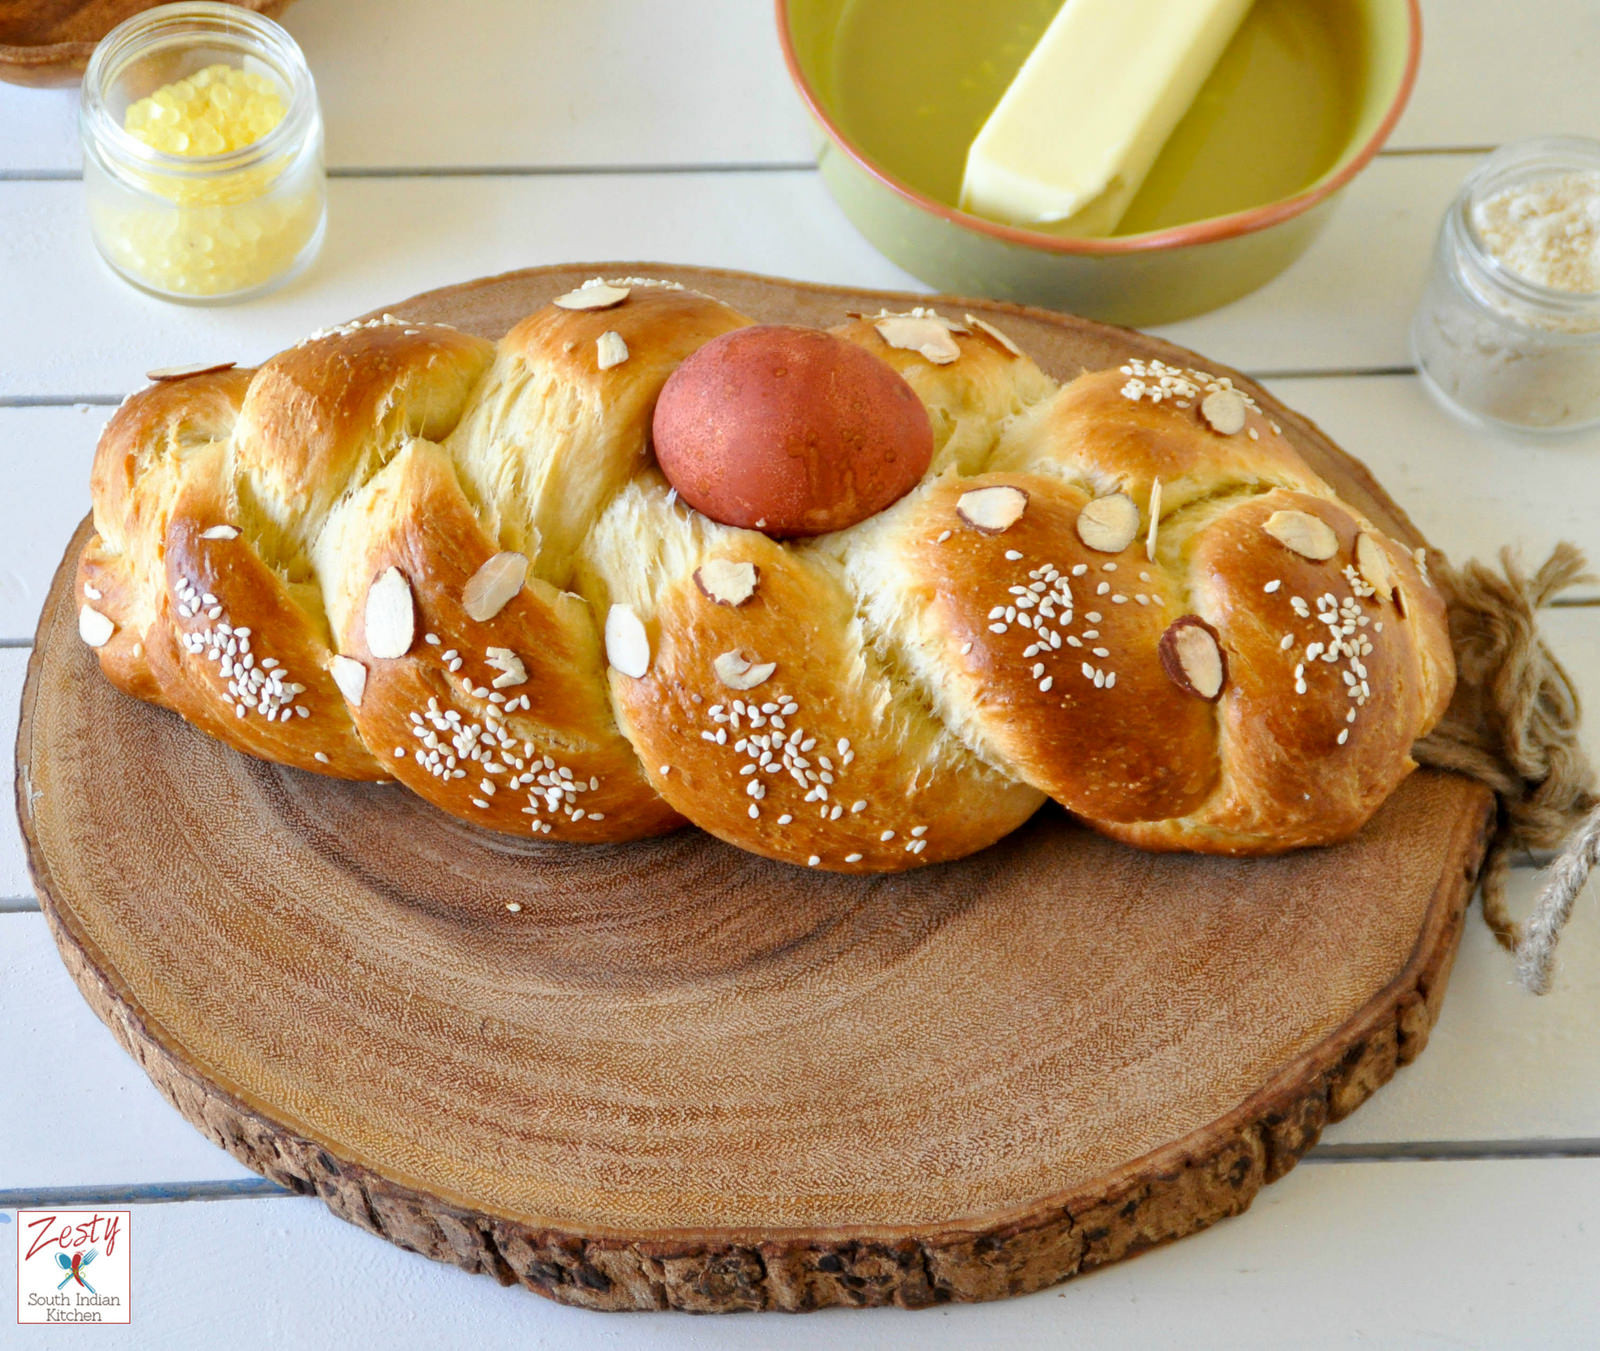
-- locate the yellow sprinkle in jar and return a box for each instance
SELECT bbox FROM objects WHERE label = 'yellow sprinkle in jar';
[80,3,325,303]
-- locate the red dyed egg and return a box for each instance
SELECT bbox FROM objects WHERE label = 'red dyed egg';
[652,325,933,537]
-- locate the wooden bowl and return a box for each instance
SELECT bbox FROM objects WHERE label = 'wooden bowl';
[0,0,293,87]
[16,265,1495,1312]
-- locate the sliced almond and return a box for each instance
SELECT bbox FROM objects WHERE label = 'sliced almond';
[1160,616,1226,701]
[1263,509,1339,561]
[147,361,236,382]
[485,646,528,689]
[79,605,115,648]
[1355,533,1397,602]
[910,307,968,333]
[462,551,529,622]
[713,649,776,690]
[200,524,240,540]
[964,314,1023,357]
[328,654,367,707]
[605,604,650,678]
[1076,493,1140,554]
[874,314,961,365]
[553,282,630,311]
[365,567,415,659]
[596,330,630,370]
[694,559,759,607]
[956,484,1028,534]
[1146,479,1162,562]
[1200,388,1248,435]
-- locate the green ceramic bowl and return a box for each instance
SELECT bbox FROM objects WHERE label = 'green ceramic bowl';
[778,0,1421,326]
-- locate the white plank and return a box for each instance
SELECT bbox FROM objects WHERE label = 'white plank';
[2,1161,1598,1345]
[1,648,33,900]
[0,155,1538,395]
[0,86,77,174]
[4,0,1598,175]
[0,914,255,1188]
[1325,605,1600,1142]
[288,0,812,173]
[0,174,917,400]
[1265,374,1600,595]
[0,0,813,176]
[1325,862,1600,1146]
[0,407,99,643]
[1393,0,1600,151]
[1155,153,1465,374]
[0,152,1498,394]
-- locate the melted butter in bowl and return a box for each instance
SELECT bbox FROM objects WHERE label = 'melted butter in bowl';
[781,0,1416,323]
[829,0,1363,237]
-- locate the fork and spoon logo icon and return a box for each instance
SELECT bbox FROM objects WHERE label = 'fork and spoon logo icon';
[54,1247,98,1294]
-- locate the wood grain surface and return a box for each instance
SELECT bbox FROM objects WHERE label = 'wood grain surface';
[0,0,293,87]
[15,264,1496,1311]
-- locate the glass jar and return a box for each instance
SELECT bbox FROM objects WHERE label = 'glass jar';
[79,2,326,303]
[1412,137,1600,435]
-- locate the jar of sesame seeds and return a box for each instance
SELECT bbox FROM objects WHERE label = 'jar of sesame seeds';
[79,3,326,303]
[1412,136,1600,433]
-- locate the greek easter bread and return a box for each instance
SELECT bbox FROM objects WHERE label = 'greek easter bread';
[76,277,1454,871]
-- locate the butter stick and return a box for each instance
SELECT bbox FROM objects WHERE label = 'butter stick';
[960,0,1254,236]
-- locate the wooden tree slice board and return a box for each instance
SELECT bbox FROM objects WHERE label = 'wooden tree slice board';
[16,264,1495,1313]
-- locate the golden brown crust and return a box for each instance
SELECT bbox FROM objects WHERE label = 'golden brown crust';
[892,473,1220,825]
[78,286,1455,867]
[605,518,1043,872]
[331,441,681,840]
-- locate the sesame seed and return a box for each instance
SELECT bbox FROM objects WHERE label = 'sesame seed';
[1265,580,1282,594]
[845,852,863,863]
[314,751,330,764]
[1337,729,1349,745]
[911,825,928,837]
[880,830,895,842]
[1005,549,1023,561]
[506,902,522,913]
[808,855,821,867]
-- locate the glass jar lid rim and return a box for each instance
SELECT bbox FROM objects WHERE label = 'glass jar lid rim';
[1456,135,1600,309]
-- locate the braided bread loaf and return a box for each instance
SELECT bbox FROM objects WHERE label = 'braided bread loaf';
[77,278,1454,871]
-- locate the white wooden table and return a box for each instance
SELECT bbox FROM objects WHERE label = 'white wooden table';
[3,2,1599,1344]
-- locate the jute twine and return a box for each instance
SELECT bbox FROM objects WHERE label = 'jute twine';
[1413,542,1598,994]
